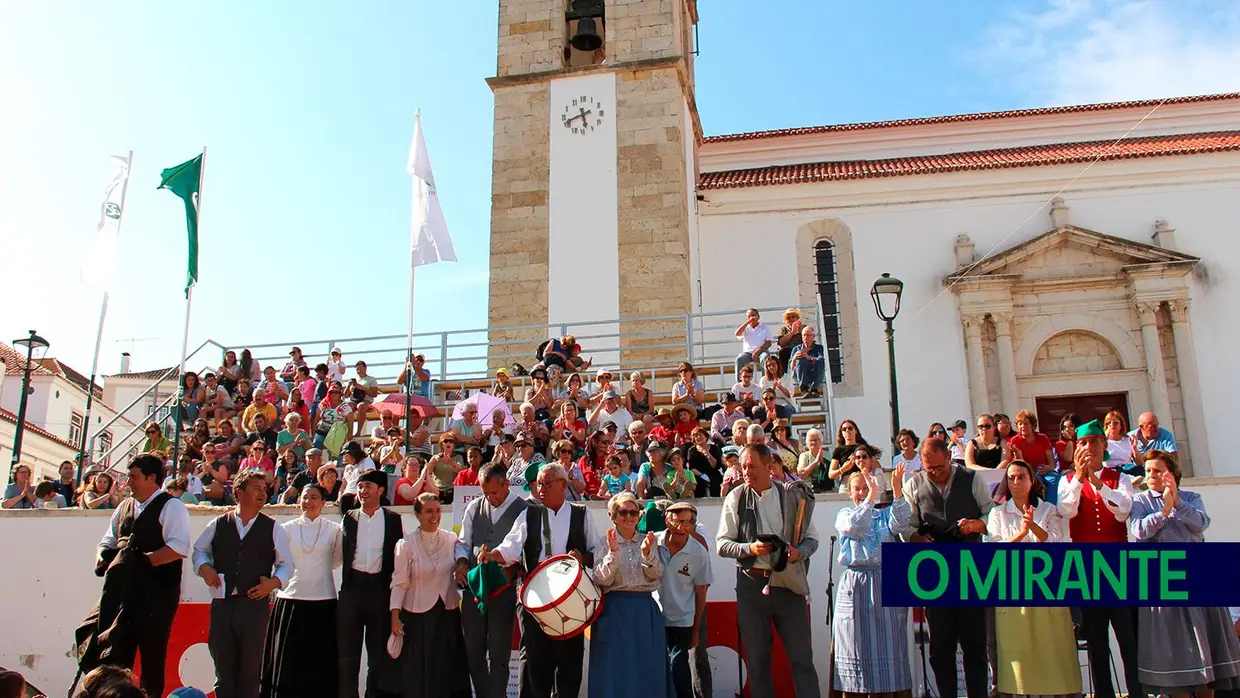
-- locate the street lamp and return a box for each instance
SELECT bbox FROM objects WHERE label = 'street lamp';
[870,274,904,457]
[10,330,50,471]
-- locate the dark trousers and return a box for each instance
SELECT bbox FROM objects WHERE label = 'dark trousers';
[518,606,584,698]
[690,617,712,698]
[338,573,391,698]
[925,606,988,698]
[735,570,820,698]
[667,626,695,698]
[1080,606,1140,698]
[209,596,272,698]
[106,592,180,698]
[462,585,517,698]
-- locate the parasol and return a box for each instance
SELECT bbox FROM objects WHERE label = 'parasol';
[451,392,516,428]
[376,392,441,418]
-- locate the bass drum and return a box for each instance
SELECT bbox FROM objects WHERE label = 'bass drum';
[520,554,604,639]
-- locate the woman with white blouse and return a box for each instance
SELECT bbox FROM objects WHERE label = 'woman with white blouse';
[986,461,1081,698]
[386,493,466,698]
[260,484,343,698]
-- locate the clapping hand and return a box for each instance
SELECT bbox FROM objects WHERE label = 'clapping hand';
[607,527,620,553]
[1020,504,1035,531]
[640,532,656,558]
[892,462,905,499]
[1161,477,1179,515]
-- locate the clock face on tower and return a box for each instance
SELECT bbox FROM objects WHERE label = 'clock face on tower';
[560,94,607,136]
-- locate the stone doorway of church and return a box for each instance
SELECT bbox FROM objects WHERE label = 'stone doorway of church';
[1035,392,1130,437]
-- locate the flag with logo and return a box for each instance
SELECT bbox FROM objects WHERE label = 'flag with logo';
[158,153,203,295]
[407,112,456,267]
[81,154,131,290]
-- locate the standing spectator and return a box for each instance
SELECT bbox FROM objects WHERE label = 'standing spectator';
[347,361,379,438]
[164,458,205,503]
[892,429,921,478]
[774,307,805,372]
[202,372,236,424]
[789,326,826,397]
[54,460,79,507]
[280,346,307,382]
[759,355,795,413]
[797,428,832,493]
[732,308,774,380]
[294,366,317,417]
[710,393,745,444]
[339,442,378,512]
[625,371,654,426]
[429,434,465,505]
[490,367,514,401]
[311,364,330,416]
[1104,411,1135,469]
[325,347,347,383]
[965,414,1012,470]
[397,353,431,398]
[218,350,243,394]
[683,427,723,497]
[1130,412,1177,466]
[670,362,706,413]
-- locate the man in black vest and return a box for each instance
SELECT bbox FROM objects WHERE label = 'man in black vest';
[903,437,995,698]
[716,444,820,698]
[192,469,292,698]
[455,463,528,698]
[481,462,601,698]
[74,454,191,698]
[338,469,403,698]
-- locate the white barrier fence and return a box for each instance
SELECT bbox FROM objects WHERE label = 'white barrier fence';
[4,474,1240,698]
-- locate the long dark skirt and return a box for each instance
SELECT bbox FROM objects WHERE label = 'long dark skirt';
[1139,606,1240,692]
[382,600,468,698]
[260,596,338,698]
[588,590,674,698]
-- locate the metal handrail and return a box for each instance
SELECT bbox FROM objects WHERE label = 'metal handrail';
[98,391,180,472]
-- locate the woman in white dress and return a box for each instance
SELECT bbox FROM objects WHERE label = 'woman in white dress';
[260,484,343,698]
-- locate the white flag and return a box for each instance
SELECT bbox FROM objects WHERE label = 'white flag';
[82,154,131,290]
[407,111,456,267]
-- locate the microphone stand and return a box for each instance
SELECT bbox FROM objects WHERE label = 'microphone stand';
[825,535,837,698]
[918,605,933,698]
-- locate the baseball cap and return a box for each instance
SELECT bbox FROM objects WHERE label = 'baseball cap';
[288,347,302,356]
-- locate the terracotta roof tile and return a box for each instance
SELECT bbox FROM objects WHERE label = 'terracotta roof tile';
[698,130,1240,190]
[703,93,1240,143]
[107,367,177,381]
[0,406,78,451]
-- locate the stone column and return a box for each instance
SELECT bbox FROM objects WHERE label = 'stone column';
[991,312,1019,417]
[1168,300,1210,476]
[1135,301,1172,423]
[963,314,989,417]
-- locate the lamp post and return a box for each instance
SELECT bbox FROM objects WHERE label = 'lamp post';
[9,330,50,471]
[870,274,904,456]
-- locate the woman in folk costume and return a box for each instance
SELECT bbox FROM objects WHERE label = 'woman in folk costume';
[588,491,675,698]
[833,462,912,697]
[260,484,343,698]
[986,460,1081,698]
[1130,450,1240,698]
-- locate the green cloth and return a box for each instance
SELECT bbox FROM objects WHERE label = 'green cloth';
[1075,420,1105,440]
[158,153,203,295]
[522,461,540,492]
[466,561,512,614]
[637,500,666,534]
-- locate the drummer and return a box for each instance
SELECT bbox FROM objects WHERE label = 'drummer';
[481,463,603,698]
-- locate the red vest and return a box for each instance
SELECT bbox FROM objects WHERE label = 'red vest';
[1066,468,1127,542]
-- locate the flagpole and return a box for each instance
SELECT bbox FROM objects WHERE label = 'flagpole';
[405,264,415,450]
[171,146,206,470]
[77,150,133,484]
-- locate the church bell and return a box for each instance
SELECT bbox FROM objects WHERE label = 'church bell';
[570,16,603,52]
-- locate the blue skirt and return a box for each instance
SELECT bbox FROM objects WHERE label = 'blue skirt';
[833,566,911,693]
[588,591,675,698]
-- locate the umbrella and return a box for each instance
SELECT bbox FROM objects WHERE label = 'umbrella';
[452,392,516,428]
[376,392,441,419]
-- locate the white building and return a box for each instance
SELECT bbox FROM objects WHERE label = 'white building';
[100,352,179,439]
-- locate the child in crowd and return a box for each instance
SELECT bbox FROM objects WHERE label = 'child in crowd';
[601,455,632,495]
[665,449,697,500]
[491,368,514,401]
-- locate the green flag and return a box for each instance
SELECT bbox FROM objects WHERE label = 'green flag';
[158,153,203,295]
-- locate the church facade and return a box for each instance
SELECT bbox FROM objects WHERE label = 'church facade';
[485,0,1240,476]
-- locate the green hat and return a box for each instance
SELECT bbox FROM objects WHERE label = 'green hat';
[1075,420,1106,441]
[638,500,668,534]
[466,560,513,615]
[522,461,541,492]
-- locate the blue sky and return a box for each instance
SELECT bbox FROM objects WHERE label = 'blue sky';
[2,0,1238,378]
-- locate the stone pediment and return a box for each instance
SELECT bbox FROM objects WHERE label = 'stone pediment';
[946,225,1199,284]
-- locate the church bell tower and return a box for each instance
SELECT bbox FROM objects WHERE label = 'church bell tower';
[487,0,702,365]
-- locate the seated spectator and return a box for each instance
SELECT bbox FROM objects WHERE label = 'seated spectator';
[769,419,801,473]
[241,390,278,433]
[731,419,751,450]
[523,368,554,419]
[775,307,805,372]
[450,404,483,446]
[1053,413,1080,471]
[283,448,327,503]
[590,390,634,441]
[995,413,1015,442]
[490,367,514,401]
[546,439,586,501]
[326,347,347,382]
[394,455,437,506]
[482,409,514,460]
[346,361,380,437]
[507,436,547,489]
[683,426,723,497]
[733,308,774,380]
[759,354,795,412]
[670,362,706,413]
[239,441,276,490]
[232,378,253,414]
[165,475,196,504]
[665,449,697,500]
[600,454,633,496]
[54,460,79,507]
[625,371,654,426]
[1103,411,1135,469]
[280,346,307,382]
[454,447,486,487]
[397,353,431,398]
[370,410,404,444]
[491,433,517,469]
[313,382,353,449]
[719,445,744,496]
[797,428,830,492]
[140,423,174,461]
[826,419,867,483]
[552,402,588,453]
[177,371,206,425]
[184,419,212,461]
[201,372,235,424]
[284,389,310,434]
[256,366,290,404]
[789,326,826,397]
[199,451,232,506]
[274,450,301,500]
[965,413,1012,471]
[1130,412,1177,465]
[240,348,263,384]
[3,464,37,509]
[34,480,67,509]
[210,418,245,461]
[315,463,341,502]
[555,372,591,414]
[626,422,651,473]
[405,412,432,456]
[670,404,698,447]
[947,419,970,464]
[514,402,550,451]
[731,365,762,415]
[637,441,670,499]
[428,433,464,504]
[589,368,616,407]
[163,457,205,502]
[650,408,676,446]
[575,430,609,499]
[81,471,118,510]
[710,393,745,444]
[276,412,311,465]
[892,428,922,477]
[751,389,789,431]
[746,422,767,446]
[768,446,799,485]
[339,440,378,510]
[245,413,279,453]
[218,349,243,394]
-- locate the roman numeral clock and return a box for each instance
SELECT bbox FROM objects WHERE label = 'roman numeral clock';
[561,94,607,136]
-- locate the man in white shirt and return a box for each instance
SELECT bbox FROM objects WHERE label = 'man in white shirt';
[75,454,191,698]
[482,463,603,698]
[163,458,205,502]
[589,391,634,442]
[733,308,774,380]
[202,372,236,423]
[338,469,404,698]
[657,502,713,698]
[192,470,293,698]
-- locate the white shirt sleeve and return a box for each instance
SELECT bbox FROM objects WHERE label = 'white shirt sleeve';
[99,506,125,550]
[493,509,530,566]
[191,517,220,573]
[159,497,192,558]
[271,522,295,588]
[456,498,479,562]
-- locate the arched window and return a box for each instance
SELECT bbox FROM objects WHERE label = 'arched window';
[813,240,844,383]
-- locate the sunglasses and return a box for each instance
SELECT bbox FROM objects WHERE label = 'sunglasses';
[841,426,856,432]
[932,430,946,435]
[978,424,994,430]
[616,509,641,518]
[854,453,872,460]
